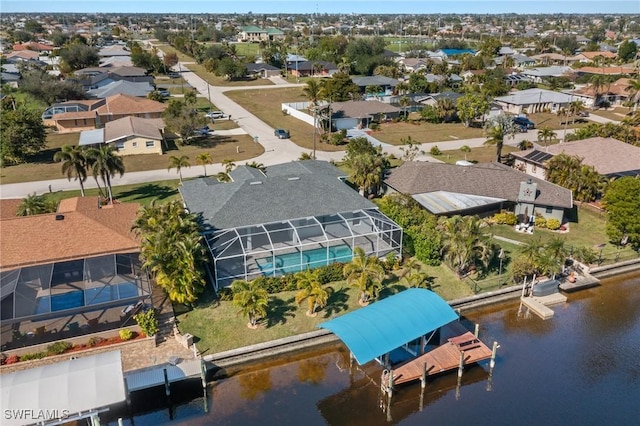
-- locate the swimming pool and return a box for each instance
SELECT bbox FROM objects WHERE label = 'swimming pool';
[256,245,353,276]
[34,282,139,314]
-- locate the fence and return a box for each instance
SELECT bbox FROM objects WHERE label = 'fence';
[466,274,513,295]
[281,102,314,126]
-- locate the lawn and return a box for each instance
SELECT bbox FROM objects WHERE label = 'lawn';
[200,42,261,58]
[438,145,520,164]
[589,106,632,122]
[155,44,196,63]
[185,63,273,87]
[176,264,475,355]
[0,134,261,184]
[373,121,485,146]
[226,88,346,152]
[44,179,181,206]
[527,112,588,130]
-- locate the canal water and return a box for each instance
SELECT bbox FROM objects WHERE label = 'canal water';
[107,272,640,425]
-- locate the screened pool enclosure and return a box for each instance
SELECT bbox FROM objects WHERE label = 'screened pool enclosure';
[205,208,403,288]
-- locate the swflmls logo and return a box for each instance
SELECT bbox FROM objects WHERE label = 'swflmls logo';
[4,409,70,420]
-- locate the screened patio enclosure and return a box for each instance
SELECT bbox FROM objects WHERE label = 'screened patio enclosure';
[0,253,151,350]
[205,208,403,288]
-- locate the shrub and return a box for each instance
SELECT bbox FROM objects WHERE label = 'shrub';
[493,211,518,225]
[546,218,561,230]
[384,252,399,272]
[217,287,233,301]
[119,329,134,341]
[20,352,47,361]
[134,309,159,336]
[46,341,72,355]
[572,246,598,264]
[88,336,105,347]
[430,145,442,156]
[4,354,19,365]
[330,130,347,145]
[388,153,397,160]
[315,262,345,284]
[535,216,547,228]
[369,122,380,131]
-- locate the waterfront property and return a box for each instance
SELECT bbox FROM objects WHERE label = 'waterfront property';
[384,161,573,223]
[0,197,151,351]
[179,160,403,288]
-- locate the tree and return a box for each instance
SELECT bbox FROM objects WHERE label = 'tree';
[439,215,494,276]
[303,79,323,105]
[484,114,518,163]
[196,153,213,177]
[294,269,330,316]
[344,138,389,197]
[459,145,471,161]
[163,99,207,144]
[16,193,56,216]
[343,247,385,305]
[537,127,557,150]
[602,177,640,249]
[546,153,603,202]
[624,78,640,112]
[18,68,86,105]
[163,52,179,73]
[590,75,606,107]
[134,201,208,305]
[53,145,89,196]
[399,136,424,161]
[617,40,638,62]
[217,159,236,182]
[231,279,270,328]
[457,93,489,127]
[58,42,100,72]
[0,107,47,166]
[168,155,191,184]
[318,72,359,101]
[86,145,125,204]
[436,98,457,123]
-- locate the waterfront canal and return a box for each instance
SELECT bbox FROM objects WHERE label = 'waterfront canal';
[108,272,640,425]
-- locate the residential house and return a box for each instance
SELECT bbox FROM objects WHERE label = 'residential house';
[4,50,40,61]
[73,66,153,91]
[399,57,429,73]
[44,94,167,133]
[78,116,165,155]
[98,45,131,57]
[327,100,401,130]
[351,75,400,97]
[0,197,150,351]
[520,66,572,83]
[287,60,338,78]
[245,62,281,78]
[87,79,155,98]
[530,53,569,66]
[384,161,573,223]
[494,53,535,68]
[570,77,632,108]
[511,137,640,180]
[11,42,54,53]
[179,160,402,288]
[570,51,617,63]
[494,88,576,114]
[239,26,285,42]
[574,65,637,76]
[417,91,463,107]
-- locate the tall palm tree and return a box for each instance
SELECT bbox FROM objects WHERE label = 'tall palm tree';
[624,78,640,112]
[294,269,330,316]
[86,145,125,204]
[343,247,385,305]
[303,79,322,106]
[484,114,518,163]
[231,279,270,328]
[217,158,236,182]
[436,98,456,122]
[459,145,471,161]
[195,153,213,177]
[53,145,88,197]
[168,155,191,184]
[590,75,605,107]
[569,100,585,124]
[439,215,494,276]
[537,127,557,150]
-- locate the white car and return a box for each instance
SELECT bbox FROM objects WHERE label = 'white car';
[205,111,226,119]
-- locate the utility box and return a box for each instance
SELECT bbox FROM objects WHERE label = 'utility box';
[180,333,193,349]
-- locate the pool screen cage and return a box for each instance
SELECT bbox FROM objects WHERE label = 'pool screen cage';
[205,208,403,289]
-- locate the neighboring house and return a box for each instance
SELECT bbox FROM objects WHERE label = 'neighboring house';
[79,116,165,155]
[511,137,640,180]
[87,79,155,98]
[99,55,134,68]
[239,26,285,42]
[574,65,636,76]
[399,57,429,73]
[4,50,40,61]
[530,53,568,66]
[44,94,167,133]
[245,62,281,78]
[570,51,617,63]
[0,197,150,352]
[1,63,20,87]
[494,53,536,68]
[328,100,401,130]
[287,60,338,77]
[384,161,573,223]
[98,45,131,57]
[494,88,576,114]
[417,91,463,107]
[179,160,403,288]
[73,66,153,90]
[570,77,632,107]
[351,75,400,96]
[520,66,572,83]
[11,42,54,53]
[504,73,532,87]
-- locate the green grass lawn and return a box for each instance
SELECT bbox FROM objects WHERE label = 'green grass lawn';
[438,145,520,164]
[44,179,181,206]
[185,63,273,87]
[527,112,588,131]
[589,106,632,122]
[374,121,485,145]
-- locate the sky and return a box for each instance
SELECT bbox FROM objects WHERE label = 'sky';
[2,0,640,15]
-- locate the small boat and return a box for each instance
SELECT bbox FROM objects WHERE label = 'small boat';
[532,279,560,297]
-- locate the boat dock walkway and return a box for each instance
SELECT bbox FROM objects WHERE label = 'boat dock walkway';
[559,272,600,292]
[124,358,206,398]
[521,293,567,320]
[387,332,493,386]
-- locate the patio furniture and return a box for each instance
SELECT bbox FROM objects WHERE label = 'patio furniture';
[67,322,80,332]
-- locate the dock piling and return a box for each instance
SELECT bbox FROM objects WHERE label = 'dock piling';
[421,362,427,389]
[474,323,479,338]
[490,341,499,369]
[457,351,464,378]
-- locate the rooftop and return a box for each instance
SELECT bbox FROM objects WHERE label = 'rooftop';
[495,88,575,105]
[330,100,400,119]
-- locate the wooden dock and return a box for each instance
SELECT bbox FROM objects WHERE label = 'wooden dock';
[559,273,600,292]
[389,332,493,386]
[521,293,567,319]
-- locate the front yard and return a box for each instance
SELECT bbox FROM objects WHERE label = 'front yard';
[374,121,485,145]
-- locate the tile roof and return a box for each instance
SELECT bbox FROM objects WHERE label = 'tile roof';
[573,78,631,97]
[577,66,636,75]
[94,94,166,116]
[0,199,23,220]
[0,197,140,270]
[180,160,374,230]
[385,162,573,209]
[511,137,640,176]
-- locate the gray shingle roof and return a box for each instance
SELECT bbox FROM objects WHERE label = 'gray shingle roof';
[385,162,573,209]
[495,88,575,105]
[330,100,400,119]
[180,160,374,230]
[351,76,400,87]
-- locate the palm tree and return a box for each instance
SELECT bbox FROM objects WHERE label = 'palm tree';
[343,247,385,305]
[537,127,557,150]
[439,215,494,276]
[484,114,518,163]
[246,161,266,173]
[459,145,471,161]
[624,78,640,112]
[590,75,605,107]
[86,145,125,204]
[518,140,534,150]
[53,145,88,197]
[231,279,270,328]
[168,155,191,184]
[569,100,585,124]
[294,269,330,316]
[195,153,213,177]
[399,96,410,118]
[436,98,457,122]
[217,158,236,182]
[16,193,54,216]
[303,79,322,106]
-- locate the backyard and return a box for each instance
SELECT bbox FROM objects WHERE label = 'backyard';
[374,121,485,145]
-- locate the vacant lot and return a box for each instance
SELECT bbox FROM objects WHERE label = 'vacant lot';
[186,63,273,87]
[589,106,632,122]
[374,121,485,145]
[438,145,520,164]
[527,112,588,130]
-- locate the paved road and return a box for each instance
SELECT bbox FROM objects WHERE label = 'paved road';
[0,62,575,199]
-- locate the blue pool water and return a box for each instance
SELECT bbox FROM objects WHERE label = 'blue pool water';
[257,245,353,276]
[440,48,476,56]
[35,283,139,314]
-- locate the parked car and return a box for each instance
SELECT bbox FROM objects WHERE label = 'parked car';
[513,116,535,130]
[205,110,226,119]
[274,128,290,139]
[157,89,170,97]
[167,72,180,79]
[194,126,212,136]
